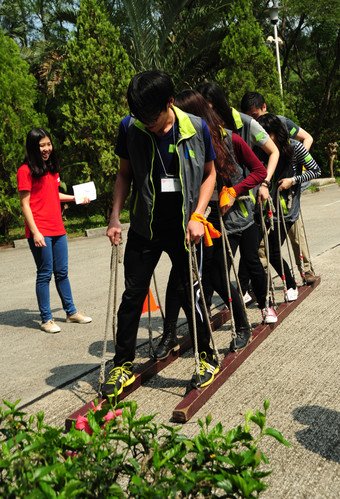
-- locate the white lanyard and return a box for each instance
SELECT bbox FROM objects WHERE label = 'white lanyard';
[153,121,176,178]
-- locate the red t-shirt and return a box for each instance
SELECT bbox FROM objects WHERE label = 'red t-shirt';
[17,164,66,238]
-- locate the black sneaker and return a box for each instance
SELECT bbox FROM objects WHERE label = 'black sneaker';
[190,352,220,389]
[101,362,135,398]
[154,331,180,360]
[230,327,251,352]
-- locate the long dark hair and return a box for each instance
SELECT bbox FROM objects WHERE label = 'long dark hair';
[197,82,237,132]
[25,128,60,177]
[174,89,235,178]
[257,114,294,179]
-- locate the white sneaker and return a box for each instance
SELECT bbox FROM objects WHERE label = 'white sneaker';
[262,306,278,324]
[66,312,92,324]
[41,320,61,334]
[243,291,252,304]
[286,287,298,302]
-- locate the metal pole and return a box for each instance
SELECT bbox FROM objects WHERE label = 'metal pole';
[273,23,283,99]
[269,0,284,109]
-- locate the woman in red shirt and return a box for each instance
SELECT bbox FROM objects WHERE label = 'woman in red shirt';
[17,128,92,333]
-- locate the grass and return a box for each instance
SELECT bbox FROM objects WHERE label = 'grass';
[307,184,320,193]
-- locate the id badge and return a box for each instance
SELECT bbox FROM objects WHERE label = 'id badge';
[161,177,181,192]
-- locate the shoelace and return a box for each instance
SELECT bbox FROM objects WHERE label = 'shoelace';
[107,365,131,385]
[198,354,215,375]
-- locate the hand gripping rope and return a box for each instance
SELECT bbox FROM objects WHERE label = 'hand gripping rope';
[188,240,221,379]
[98,243,122,393]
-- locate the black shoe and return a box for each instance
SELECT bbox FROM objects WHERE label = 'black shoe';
[230,327,251,352]
[154,323,179,360]
[101,362,135,398]
[190,352,220,389]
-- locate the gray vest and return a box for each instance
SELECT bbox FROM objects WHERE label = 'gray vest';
[126,111,206,241]
[217,131,255,234]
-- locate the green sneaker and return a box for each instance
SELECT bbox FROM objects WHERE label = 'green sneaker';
[190,352,219,389]
[101,362,135,398]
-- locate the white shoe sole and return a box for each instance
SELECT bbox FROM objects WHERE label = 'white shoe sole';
[41,326,61,333]
[264,316,278,324]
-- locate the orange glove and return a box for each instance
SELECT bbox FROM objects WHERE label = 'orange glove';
[190,212,221,247]
[219,186,237,208]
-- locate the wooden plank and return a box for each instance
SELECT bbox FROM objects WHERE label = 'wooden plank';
[172,278,321,423]
[65,306,230,430]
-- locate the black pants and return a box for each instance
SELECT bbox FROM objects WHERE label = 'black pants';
[267,220,296,290]
[207,224,267,312]
[238,221,296,293]
[165,225,261,331]
[114,228,213,366]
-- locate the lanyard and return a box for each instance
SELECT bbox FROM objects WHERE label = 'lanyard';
[153,121,177,178]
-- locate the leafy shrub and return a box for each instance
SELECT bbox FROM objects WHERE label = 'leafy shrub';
[0,399,289,498]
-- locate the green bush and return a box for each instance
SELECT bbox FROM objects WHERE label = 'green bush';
[0,399,289,498]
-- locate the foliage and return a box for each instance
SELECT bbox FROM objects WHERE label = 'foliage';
[109,0,232,88]
[0,29,46,236]
[0,0,339,229]
[276,0,340,170]
[0,399,290,497]
[60,0,133,215]
[217,0,282,112]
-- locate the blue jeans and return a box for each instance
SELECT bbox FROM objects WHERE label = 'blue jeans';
[29,235,77,322]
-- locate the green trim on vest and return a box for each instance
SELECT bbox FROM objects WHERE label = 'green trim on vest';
[249,189,256,204]
[172,105,197,138]
[232,108,243,130]
[128,109,203,246]
[130,122,157,239]
[172,106,197,250]
[255,131,266,143]
[279,194,288,215]
[290,126,297,136]
[238,200,249,218]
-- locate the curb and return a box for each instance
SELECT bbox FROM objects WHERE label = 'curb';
[13,239,28,249]
[310,177,336,187]
[85,223,130,238]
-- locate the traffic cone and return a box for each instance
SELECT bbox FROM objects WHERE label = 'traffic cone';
[142,289,160,314]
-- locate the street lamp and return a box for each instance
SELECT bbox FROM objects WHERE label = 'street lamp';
[268,0,284,101]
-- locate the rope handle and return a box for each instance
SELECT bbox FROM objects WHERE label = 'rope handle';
[98,244,121,390]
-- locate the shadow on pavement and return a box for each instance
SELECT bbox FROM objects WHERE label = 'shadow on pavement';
[0,308,41,328]
[293,405,340,463]
[0,307,65,328]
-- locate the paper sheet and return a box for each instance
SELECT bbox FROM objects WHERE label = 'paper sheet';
[72,181,97,204]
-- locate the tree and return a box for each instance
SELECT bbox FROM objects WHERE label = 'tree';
[216,0,281,111]
[273,0,340,170]
[103,0,232,87]
[0,29,45,236]
[60,0,133,214]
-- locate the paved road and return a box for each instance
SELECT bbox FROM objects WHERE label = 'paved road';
[1,182,340,497]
